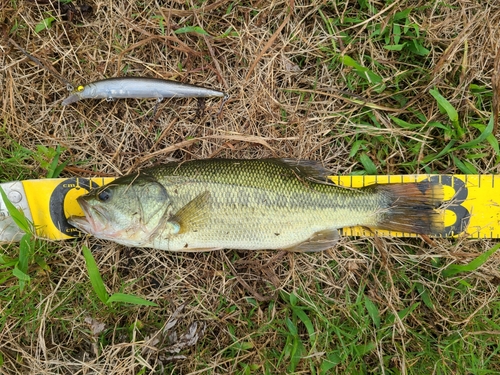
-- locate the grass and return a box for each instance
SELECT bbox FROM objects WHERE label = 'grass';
[2,0,500,373]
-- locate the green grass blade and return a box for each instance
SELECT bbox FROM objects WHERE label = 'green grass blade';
[428,121,450,131]
[456,116,494,150]
[46,145,69,178]
[320,352,341,374]
[341,55,382,83]
[354,341,376,356]
[430,87,458,121]
[282,313,306,372]
[107,293,158,307]
[390,116,422,129]
[12,265,30,282]
[384,44,406,51]
[46,145,62,178]
[0,255,16,266]
[34,17,55,33]
[289,338,304,373]
[35,255,51,272]
[291,306,316,343]
[16,233,31,292]
[174,26,209,36]
[0,186,31,233]
[451,155,477,174]
[429,88,464,138]
[13,240,31,293]
[82,246,109,304]
[359,153,377,174]
[442,243,500,278]
[422,140,456,163]
[364,296,380,328]
[409,40,430,56]
[416,283,434,309]
[386,302,420,324]
[397,302,420,320]
[393,23,401,44]
[393,8,412,21]
[468,122,500,156]
[285,316,298,336]
[349,140,366,157]
[51,160,70,179]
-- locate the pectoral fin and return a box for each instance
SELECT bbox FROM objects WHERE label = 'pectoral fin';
[169,191,211,234]
[284,229,340,252]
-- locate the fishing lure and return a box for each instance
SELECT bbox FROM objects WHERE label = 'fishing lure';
[62,77,228,114]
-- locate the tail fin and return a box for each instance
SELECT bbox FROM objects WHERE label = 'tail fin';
[372,181,444,235]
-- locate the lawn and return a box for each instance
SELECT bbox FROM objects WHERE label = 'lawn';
[1,0,500,373]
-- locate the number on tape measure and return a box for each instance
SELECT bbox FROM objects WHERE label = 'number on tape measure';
[49,177,99,237]
[424,175,470,237]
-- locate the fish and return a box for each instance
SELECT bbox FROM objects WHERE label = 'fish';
[68,159,444,252]
[62,77,228,106]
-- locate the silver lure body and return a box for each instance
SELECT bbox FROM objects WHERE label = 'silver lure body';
[62,77,227,105]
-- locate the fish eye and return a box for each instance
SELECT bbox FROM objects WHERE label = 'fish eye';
[77,85,85,92]
[98,189,112,202]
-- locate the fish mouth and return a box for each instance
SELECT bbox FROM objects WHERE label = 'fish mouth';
[67,215,93,234]
[68,197,108,235]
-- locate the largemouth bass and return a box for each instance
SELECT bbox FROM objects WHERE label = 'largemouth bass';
[68,159,444,252]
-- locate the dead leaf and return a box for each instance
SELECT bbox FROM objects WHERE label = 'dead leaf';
[84,317,106,336]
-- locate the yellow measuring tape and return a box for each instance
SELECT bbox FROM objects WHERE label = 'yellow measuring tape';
[15,174,498,241]
[333,174,493,239]
[22,177,114,240]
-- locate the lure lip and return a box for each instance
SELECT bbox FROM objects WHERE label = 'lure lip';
[61,93,82,106]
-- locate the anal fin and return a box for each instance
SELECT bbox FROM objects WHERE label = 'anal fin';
[284,229,340,252]
[179,247,222,253]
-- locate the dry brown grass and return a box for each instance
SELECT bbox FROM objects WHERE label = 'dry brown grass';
[2,0,500,374]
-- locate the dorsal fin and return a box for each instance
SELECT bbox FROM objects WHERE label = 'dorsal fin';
[277,158,332,183]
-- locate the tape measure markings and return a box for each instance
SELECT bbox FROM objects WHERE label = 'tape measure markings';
[333,174,500,239]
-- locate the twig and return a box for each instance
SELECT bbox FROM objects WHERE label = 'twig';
[493,45,500,135]
[8,38,74,89]
[222,252,273,302]
[290,88,407,112]
[63,166,114,177]
[245,1,294,81]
